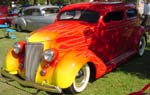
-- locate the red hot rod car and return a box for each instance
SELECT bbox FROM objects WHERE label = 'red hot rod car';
[1,1,147,94]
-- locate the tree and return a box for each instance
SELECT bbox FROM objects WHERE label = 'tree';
[33,0,38,5]
[47,0,50,5]
[0,0,10,5]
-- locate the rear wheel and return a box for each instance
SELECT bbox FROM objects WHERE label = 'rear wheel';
[65,64,90,94]
[138,36,146,56]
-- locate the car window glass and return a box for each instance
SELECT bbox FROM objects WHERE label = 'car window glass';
[8,7,20,14]
[32,9,41,16]
[59,10,100,23]
[23,9,32,16]
[103,11,124,23]
[42,8,59,16]
[126,9,137,18]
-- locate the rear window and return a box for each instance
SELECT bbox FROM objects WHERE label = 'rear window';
[58,10,100,23]
[126,9,137,18]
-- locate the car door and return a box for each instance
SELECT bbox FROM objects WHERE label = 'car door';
[28,8,43,30]
[123,8,139,52]
[94,11,126,64]
[23,8,35,31]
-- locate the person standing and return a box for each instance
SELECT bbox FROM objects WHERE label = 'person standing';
[137,0,145,19]
[141,0,150,28]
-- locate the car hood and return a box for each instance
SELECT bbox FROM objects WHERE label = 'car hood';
[28,21,95,43]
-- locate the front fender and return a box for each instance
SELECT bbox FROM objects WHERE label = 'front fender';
[4,48,19,74]
[53,50,89,88]
[15,17,26,29]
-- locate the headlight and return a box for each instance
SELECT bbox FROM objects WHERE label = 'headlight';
[44,49,55,62]
[13,41,25,54]
[13,42,21,54]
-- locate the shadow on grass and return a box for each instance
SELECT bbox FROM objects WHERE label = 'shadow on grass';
[116,49,150,79]
[0,37,5,39]
[16,30,31,33]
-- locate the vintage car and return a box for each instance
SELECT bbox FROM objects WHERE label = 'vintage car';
[0,5,8,24]
[6,7,21,26]
[1,1,147,94]
[0,5,19,26]
[12,5,59,31]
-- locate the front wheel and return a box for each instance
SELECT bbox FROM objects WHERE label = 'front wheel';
[16,24,22,32]
[138,36,146,56]
[65,64,90,94]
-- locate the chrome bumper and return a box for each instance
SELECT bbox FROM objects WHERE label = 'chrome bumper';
[1,70,62,94]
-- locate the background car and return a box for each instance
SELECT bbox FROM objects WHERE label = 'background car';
[0,5,8,25]
[6,7,20,26]
[0,5,20,26]
[12,5,59,31]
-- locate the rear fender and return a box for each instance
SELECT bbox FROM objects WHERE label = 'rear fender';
[133,26,147,47]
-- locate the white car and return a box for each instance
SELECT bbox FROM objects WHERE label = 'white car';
[12,5,59,31]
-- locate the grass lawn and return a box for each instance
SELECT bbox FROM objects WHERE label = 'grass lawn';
[0,29,150,95]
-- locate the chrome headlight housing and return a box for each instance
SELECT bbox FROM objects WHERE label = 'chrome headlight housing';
[44,49,55,62]
[13,42,21,54]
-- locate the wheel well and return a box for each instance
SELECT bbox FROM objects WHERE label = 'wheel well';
[87,62,96,82]
[15,24,17,28]
[144,33,148,46]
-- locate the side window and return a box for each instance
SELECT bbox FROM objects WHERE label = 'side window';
[126,9,137,18]
[103,11,124,23]
[23,9,32,16]
[32,9,41,16]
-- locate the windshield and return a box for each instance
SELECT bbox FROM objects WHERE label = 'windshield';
[42,7,59,16]
[58,10,100,23]
[8,7,20,14]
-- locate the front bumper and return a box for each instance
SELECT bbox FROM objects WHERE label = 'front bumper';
[0,69,62,94]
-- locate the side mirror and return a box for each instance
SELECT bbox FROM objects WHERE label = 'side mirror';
[41,10,45,16]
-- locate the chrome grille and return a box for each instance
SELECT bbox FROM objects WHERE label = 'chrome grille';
[25,43,43,82]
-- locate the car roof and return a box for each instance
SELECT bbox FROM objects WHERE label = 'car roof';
[24,5,59,10]
[59,1,135,15]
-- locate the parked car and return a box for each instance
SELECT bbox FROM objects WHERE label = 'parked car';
[12,5,59,31]
[6,7,21,26]
[1,2,147,94]
[0,5,20,26]
[0,5,8,24]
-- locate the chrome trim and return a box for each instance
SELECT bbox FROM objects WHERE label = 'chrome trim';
[25,43,43,82]
[1,70,62,94]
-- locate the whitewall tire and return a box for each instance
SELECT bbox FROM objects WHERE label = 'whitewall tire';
[66,64,90,94]
[138,36,146,56]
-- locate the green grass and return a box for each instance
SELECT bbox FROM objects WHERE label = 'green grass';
[0,29,150,95]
